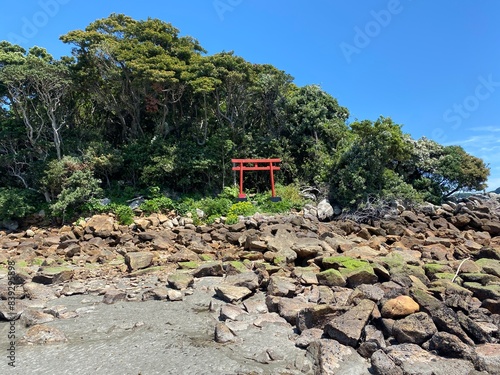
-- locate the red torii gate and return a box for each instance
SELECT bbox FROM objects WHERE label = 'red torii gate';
[232,158,281,201]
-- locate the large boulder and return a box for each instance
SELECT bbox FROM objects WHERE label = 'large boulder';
[317,200,334,221]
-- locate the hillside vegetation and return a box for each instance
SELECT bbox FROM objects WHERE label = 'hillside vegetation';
[0,14,490,223]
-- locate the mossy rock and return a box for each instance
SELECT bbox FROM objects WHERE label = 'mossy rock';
[199,254,215,262]
[178,261,199,270]
[424,263,453,278]
[322,256,370,270]
[31,258,45,266]
[433,272,460,283]
[339,267,378,288]
[224,261,248,274]
[390,265,429,285]
[460,272,500,285]
[378,253,407,270]
[463,281,500,301]
[14,260,28,268]
[264,263,282,274]
[273,256,287,267]
[474,258,500,278]
[317,269,346,287]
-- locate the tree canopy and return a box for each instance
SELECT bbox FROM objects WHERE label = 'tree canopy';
[0,14,490,221]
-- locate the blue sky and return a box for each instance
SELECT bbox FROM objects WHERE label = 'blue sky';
[2,0,500,189]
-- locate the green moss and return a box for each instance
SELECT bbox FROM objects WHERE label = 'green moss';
[378,253,407,270]
[433,272,457,280]
[424,263,452,278]
[178,261,199,269]
[226,261,247,272]
[460,272,500,285]
[31,258,44,266]
[322,256,370,270]
[317,268,346,287]
[15,260,28,268]
[273,256,286,266]
[199,254,215,261]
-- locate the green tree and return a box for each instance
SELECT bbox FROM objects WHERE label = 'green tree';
[330,117,413,205]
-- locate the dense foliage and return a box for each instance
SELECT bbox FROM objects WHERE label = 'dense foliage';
[0,14,490,222]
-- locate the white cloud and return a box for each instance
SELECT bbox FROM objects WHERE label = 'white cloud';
[468,126,500,132]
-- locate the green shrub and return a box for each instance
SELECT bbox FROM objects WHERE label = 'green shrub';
[218,186,239,200]
[139,196,174,215]
[225,213,239,225]
[198,197,232,221]
[49,169,103,221]
[228,201,256,217]
[0,187,36,221]
[172,197,196,216]
[112,204,134,225]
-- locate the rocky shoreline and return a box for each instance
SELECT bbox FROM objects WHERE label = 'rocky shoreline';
[1,194,500,374]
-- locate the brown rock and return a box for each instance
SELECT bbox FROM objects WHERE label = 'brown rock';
[86,215,115,238]
[124,251,153,271]
[381,295,419,318]
[19,325,68,345]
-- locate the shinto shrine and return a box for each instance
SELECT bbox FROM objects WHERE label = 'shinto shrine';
[232,158,281,201]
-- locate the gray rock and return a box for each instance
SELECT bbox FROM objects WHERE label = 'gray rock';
[386,343,476,375]
[20,309,55,327]
[23,282,58,301]
[370,349,403,375]
[102,289,127,304]
[428,331,474,359]
[357,325,386,358]
[167,272,194,290]
[124,251,153,271]
[215,285,252,303]
[192,262,224,277]
[220,304,246,321]
[411,288,475,345]
[324,299,375,347]
[277,297,313,325]
[167,289,183,301]
[317,200,334,221]
[214,322,236,343]
[32,267,74,285]
[297,304,339,332]
[291,238,324,258]
[225,271,260,291]
[306,339,369,374]
[392,312,437,345]
[0,300,24,321]
[267,276,296,297]
[474,343,500,374]
[295,328,324,348]
[60,281,87,296]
